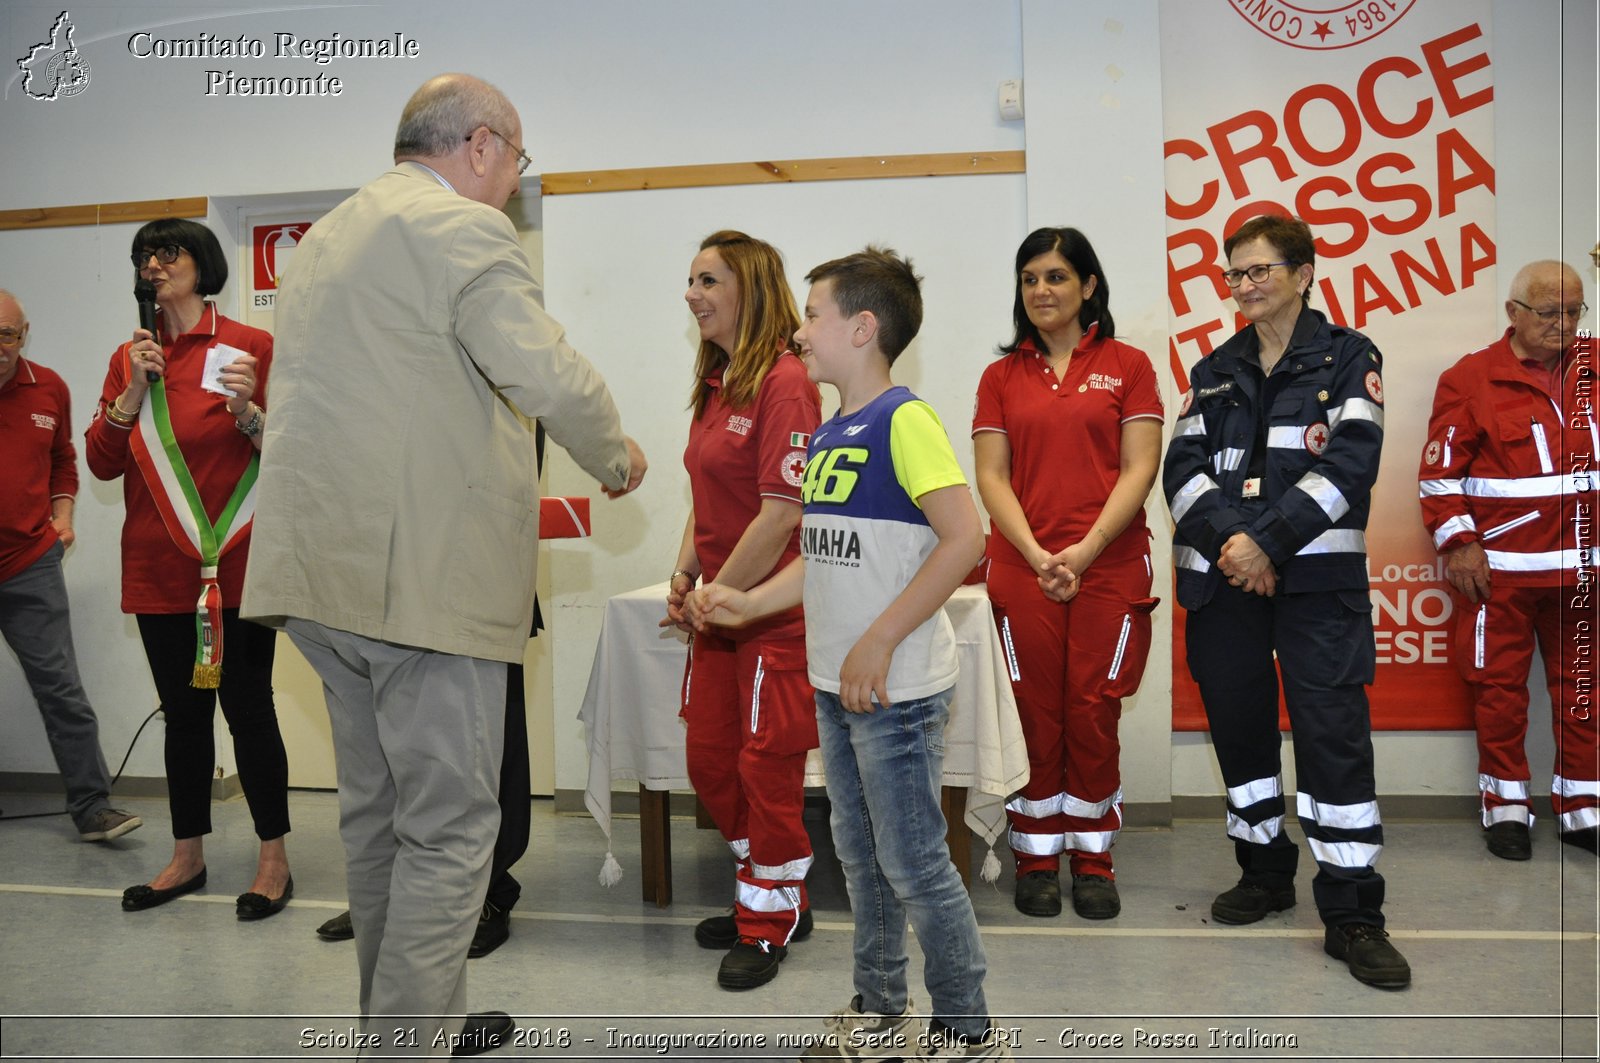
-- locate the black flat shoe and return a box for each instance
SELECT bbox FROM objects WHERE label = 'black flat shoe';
[122,867,207,911]
[451,1012,513,1056]
[236,875,294,921]
[316,910,354,941]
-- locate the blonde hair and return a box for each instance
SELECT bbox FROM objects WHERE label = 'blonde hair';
[689,231,802,418]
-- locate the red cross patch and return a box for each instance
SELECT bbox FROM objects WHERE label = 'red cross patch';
[1424,439,1442,466]
[1304,422,1330,455]
[1364,370,1383,403]
[782,450,807,488]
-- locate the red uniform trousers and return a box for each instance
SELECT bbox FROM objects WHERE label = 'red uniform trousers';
[987,548,1157,877]
[682,629,818,945]
[1455,585,1600,834]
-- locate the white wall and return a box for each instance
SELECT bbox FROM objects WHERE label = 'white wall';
[0,0,1591,805]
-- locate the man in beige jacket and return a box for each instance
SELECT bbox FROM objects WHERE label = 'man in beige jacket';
[243,73,645,1056]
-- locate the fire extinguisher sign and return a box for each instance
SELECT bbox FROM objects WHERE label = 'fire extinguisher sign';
[251,223,312,307]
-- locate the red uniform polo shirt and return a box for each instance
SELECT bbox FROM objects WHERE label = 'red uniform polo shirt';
[683,352,819,641]
[0,359,77,584]
[84,304,273,614]
[972,327,1163,571]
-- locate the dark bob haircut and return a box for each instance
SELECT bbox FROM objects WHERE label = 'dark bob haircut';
[1224,214,1316,307]
[1000,227,1114,355]
[131,219,228,298]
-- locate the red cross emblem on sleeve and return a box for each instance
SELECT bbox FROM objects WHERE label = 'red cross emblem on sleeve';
[1304,422,1330,455]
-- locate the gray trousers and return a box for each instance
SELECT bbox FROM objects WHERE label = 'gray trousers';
[0,541,113,829]
[287,619,505,1058]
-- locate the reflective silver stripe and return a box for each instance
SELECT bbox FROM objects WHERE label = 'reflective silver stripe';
[684,641,695,708]
[1432,514,1477,549]
[1064,828,1118,854]
[1169,472,1219,523]
[1174,546,1211,574]
[1006,793,1066,819]
[1226,811,1284,845]
[1000,616,1020,683]
[736,881,802,913]
[1267,425,1307,448]
[1294,471,1350,521]
[1419,478,1465,497]
[1485,547,1592,572]
[1213,447,1246,473]
[1478,773,1530,801]
[1008,789,1122,820]
[1559,807,1600,832]
[1473,605,1485,669]
[1295,528,1366,556]
[750,655,765,734]
[1296,792,1380,830]
[1483,802,1532,827]
[1443,424,1454,467]
[1463,473,1589,499]
[1530,422,1554,474]
[1007,828,1067,856]
[1107,615,1132,681]
[1007,828,1119,855]
[1328,396,1384,430]
[1554,775,1600,798]
[1481,510,1541,541]
[750,854,815,882]
[1176,413,1205,437]
[1307,837,1382,869]
[1227,776,1282,809]
[729,838,751,861]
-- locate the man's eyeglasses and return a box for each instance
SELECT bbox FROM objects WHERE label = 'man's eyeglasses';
[0,328,25,347]
[468,127,532,175]
[131,245,184,269]
[1221,262,1294,288]
[1511,299,1588,323]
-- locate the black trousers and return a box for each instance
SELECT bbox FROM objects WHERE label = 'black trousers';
[486,661,531,911]
[1186,583,1386,926]
[137,609,290,841]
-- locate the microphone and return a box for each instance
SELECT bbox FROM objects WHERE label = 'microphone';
[134,279,159,384]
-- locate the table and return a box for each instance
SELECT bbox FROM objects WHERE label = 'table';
[579,583,1029,906]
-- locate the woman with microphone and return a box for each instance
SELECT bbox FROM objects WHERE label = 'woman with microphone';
[86,219,293,920]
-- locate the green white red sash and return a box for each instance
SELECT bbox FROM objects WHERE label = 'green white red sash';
[128,360,258,689]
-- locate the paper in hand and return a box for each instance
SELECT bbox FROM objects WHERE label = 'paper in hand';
[201,343,250,397]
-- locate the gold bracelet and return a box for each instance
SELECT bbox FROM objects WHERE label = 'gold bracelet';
[104,399,136,425]
[670,569,696,586]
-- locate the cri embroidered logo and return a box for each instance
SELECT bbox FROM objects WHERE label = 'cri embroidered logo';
[31,413,57,430]
[725,414,753,437]
[17,10,92,101]
[1085,373,1123,392]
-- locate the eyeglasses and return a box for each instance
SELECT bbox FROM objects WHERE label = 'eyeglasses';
[467,127,532,175]
[131,245,183,269]
[0,327,25,346]
[1511,299,1588,323]
[1221,262,1294,288]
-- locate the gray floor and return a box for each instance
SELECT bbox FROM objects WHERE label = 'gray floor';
[1,789,1596,1062]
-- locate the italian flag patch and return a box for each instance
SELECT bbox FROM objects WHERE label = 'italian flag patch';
[790,432,810,447]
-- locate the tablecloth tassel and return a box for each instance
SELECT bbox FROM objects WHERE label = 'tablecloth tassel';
[598,850,623,887]
[979,847,1002,884]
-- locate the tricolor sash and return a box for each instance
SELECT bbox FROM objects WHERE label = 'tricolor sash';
[128,359,258,689]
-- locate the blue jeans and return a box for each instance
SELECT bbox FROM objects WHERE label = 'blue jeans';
[816,687,989,1039]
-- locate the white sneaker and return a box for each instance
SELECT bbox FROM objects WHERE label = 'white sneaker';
[916,1023,1015,1061]
[798,995,921,1061]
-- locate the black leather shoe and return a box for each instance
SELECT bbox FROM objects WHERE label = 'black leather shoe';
[450,1011,513,1057]
[1324,922,1411,988]
[1211,878,1296,924]
[1014,870,1062,917]
[1561,827,1600,854]
[717,938,785,989]
[1070,874,1121,920]
[695,907,813,950]
[122,867,207,911]
[1486,821,1532,860]
[468,901,511,958]
[236,876,294,921]
[316,910,354,941]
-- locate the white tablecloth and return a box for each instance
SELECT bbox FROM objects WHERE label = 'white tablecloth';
[579,582,1029,882]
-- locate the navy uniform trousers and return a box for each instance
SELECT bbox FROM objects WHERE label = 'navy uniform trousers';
[1186,579,1386,927]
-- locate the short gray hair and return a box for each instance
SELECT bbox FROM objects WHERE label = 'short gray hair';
[393,74,517,160]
